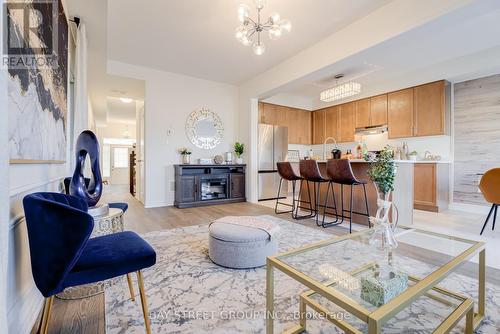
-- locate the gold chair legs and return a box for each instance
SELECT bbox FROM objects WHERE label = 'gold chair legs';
[137,270,152,334]
[39,296,54,334]
[127,273,136,301]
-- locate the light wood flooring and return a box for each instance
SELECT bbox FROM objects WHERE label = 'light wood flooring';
[35,186,499,333]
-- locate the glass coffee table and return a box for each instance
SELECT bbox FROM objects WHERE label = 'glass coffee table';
[266,227,485,334]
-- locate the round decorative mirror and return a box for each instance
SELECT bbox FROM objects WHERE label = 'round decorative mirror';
[185,108,224,149]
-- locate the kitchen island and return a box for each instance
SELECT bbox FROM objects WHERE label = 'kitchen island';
[297,160,415,226]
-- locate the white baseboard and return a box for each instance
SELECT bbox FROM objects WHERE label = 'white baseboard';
[144,201,173,208]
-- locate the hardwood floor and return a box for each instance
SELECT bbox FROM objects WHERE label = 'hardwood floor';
[36,186,500,333]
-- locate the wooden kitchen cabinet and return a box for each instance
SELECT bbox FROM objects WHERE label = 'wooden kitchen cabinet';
[258,102,276,125]
[388,88,414,139]
[258,102,312,144]
[338,102,355,142]
[413,163,449,212]
[312,109,325,144]
[370,94,388,126]
[414,80,447,137]
[355,98,371,128]
[324,106,339,141]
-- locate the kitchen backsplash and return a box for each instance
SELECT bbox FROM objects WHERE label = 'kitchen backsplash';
[289,133,452,161]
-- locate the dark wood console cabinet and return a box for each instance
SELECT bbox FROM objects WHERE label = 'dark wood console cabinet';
[174,164,246,208]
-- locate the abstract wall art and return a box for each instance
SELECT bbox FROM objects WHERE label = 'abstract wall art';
[7,0,69,163]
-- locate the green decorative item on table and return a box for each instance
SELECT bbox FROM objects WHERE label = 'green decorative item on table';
[234,142,244,164]
[360,267,409,307]
[364,146,398,249]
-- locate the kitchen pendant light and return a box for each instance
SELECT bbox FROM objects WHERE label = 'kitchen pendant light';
[320,74,362,102]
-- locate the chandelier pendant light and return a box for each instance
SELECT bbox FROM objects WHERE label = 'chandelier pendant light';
[235,0,291,55]
[320,74,362,102]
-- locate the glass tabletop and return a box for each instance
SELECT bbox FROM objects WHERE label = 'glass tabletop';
[276,227,482,313]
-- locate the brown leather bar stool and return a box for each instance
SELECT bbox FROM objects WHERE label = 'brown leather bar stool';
[479,168,500,235]
[298,160,329,222]
[325,159,370,232]
[275,162,302,216]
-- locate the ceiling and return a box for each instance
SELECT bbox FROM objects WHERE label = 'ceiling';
[269,0,500,109]
[107,0,392,85]
[65,0,145,126]
[106,97,137,124]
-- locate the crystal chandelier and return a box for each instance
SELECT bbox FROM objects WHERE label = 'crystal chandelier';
[235,0,292,55]
[320,75,362,102]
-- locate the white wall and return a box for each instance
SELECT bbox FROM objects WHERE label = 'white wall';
[108,61,239,208]
[262,93,313,110]
[97,122,137,140]
[0,2,10,331]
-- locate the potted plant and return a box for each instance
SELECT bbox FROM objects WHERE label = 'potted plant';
[234,142,244,164]
[364,146,398,249]
[408,150,418,161]
[178,147,192,164]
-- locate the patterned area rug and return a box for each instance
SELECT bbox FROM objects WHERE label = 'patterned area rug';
[105,216,500,333]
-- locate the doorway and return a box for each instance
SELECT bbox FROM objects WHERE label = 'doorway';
[110,145,131,185]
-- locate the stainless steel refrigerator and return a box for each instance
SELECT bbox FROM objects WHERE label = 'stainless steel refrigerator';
[258,124,288,201]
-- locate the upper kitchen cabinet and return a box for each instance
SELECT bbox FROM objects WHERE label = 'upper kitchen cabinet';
[288,108,312,145]
[324,106,339,141]
[388,88,414,139]
[258,102,277,125]
[312,109,325,144]
[259,102,312,145]
[414,80,449,137]
[370,94,388,126]
[338,102,355,142]
[355,95,387,128]
[354,98,371,128]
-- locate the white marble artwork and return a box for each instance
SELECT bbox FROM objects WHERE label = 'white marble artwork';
[7,0,68,162]
[105,216,500,333]
[8,77,67,161]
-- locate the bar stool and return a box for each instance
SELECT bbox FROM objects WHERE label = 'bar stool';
[298,160,329,223]
[478,168,500,235]
[275,162,302,216]
[324,159,370,232]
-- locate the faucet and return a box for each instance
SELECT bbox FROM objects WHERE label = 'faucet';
[323,137,338,160]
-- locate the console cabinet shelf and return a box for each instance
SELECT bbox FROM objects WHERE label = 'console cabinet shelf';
[174,164,246,208]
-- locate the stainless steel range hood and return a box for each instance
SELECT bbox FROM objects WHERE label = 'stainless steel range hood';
[355,125,388,136]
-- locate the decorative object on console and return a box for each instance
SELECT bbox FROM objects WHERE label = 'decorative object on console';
[234,142,244,164]
[225,152,233,164]
[214,155,224,165]
[364,146,398,250]
[70,130,103,208]
[178,147,192,164]
[198,158,214,164]
[235,0,292,55]
[185,108,223,149]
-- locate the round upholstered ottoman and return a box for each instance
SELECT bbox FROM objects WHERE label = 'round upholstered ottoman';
[208,217,279,269]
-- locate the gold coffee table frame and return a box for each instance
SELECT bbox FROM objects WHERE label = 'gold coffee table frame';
[266,227,485,334]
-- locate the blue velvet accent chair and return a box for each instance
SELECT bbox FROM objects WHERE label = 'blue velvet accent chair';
[63,177,129,212]
[23,192,155,334]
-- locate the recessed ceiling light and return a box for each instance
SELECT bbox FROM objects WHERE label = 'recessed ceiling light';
[120,97,133,103]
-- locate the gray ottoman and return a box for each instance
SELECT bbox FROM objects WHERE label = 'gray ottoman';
[208,221,278,269]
